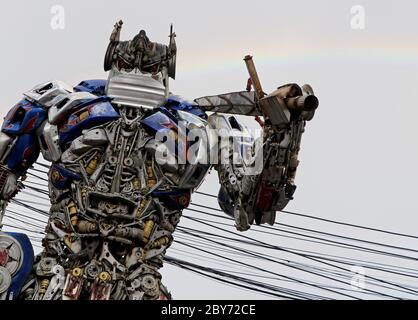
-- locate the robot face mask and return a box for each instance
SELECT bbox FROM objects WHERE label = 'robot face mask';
[104,21,177,109]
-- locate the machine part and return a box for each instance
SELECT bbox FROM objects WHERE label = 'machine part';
[0,133,13,161]
[151,236,170,249]
[5,133,40,175]
[111,280,126,300]
[58,98,119,144]
[146,160,156,188]
[63,235,82,253]
[143,220,155,243]
[89,279,112,300]
[43,265,65,300]
[125,247,144,269]
[0,233,23,275]
[99,271,111,282]
[194,91,259,116]
[23,80,73,107]
[0,233,34,300]
[126,276,145,300]
[141,274,159,298]
[285,94,319,113]
[243,55,265,100]
[258,95,291,128]
[98,242,126,273]
[0,266,12,295]
[76,220,98,234]
[82,128,108,146]
[36,257,57,277]
[167,24,177,80]
[38,279,50,298]
[67,201,78,226]
[106,69,167,109]
[2,99,47,136]
[48,91,98,124]
[63,272,84,300]
[72,267,83,278]
[86,154,100,175]
[84,261,102,279]
[88,271,112,300]
[39,122,61,162]
[113,226,143,241]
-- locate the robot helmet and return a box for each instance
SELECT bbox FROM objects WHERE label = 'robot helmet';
[104,21,177,109]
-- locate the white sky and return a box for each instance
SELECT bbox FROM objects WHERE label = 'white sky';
[1,0,418,299]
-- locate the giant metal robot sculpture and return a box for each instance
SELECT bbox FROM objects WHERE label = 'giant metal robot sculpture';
[0,21,318,300]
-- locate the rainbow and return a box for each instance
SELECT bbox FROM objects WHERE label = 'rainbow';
[177,40,418,77]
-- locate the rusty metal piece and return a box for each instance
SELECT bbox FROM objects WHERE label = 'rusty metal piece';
[143,220,154,243]
[89,278,112,300]
[287,152,300,183]
[286,95,319,113]
[268,83,318,114]
[113,226,143,241]
[99,271,111,282]
[146,160,156,188]
[67,201,78,226]
[243,55,264,100]
[178,195,189,207]
[110,20,123,42]
[71,267,83,278]
[79,111,89,121]
[76,220,98,233]
[51,169,60,184]
[271,83,302,99]
[38,279,50,296]
[151,236,170,248]
[258,95,290,128]
[133,178,141,190]
[63,273,83,300]
[136,198,151,220]
[86,155,99,175]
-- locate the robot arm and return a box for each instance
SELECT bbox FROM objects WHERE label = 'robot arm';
[206,82,318,231]
[0,98,46,228]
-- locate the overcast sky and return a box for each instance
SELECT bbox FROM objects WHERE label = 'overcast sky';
[1,0,418,299]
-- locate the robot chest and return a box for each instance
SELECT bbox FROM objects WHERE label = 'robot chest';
[50,120,210,196]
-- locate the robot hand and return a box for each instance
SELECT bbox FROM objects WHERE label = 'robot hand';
[211,82,319,231]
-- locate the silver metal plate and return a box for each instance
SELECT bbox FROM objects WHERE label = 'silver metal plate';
[105,70,166,109]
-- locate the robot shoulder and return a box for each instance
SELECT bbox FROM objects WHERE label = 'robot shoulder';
[3,79,118,133]
[2,80,119,163]
[165,94,207,120]
[1,98,47,135]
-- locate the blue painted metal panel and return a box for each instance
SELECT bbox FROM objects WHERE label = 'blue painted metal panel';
[74,79,107,96]
[49,164,81,189]
[1,232,34,300]
[6,134,40,174]
[165,95,207,120]
[59,99,119,144]
[2,99,46,135]
[152,188,191,210]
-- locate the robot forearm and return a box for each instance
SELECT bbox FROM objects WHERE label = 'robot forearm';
[209,83,318,231]
[0,133,21,228]
[0,109,43,228]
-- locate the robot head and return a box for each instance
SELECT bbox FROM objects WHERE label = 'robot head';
[104,21,177,110]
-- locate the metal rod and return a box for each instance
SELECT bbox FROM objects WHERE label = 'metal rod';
[243,55,265,100]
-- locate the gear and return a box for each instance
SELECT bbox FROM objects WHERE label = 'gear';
[0,266,11,294]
